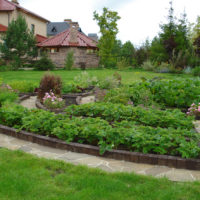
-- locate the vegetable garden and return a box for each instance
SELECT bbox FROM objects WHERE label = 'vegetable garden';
[0,70,200,160]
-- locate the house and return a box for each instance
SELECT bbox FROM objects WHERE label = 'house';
[0,0,49,42]
[38,25,99,68]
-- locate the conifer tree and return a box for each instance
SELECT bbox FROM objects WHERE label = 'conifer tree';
[0,15,37,69]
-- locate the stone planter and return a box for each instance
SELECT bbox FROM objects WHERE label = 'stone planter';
[35,98,66,114]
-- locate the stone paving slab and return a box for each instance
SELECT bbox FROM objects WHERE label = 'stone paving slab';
[0,133,200,182]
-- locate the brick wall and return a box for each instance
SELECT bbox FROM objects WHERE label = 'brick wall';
[48,47,99,68]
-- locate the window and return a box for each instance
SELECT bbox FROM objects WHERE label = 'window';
[52,26,57,33]
[31,24,35,34]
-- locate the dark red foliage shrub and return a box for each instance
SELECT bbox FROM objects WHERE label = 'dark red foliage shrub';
[38,73,62,100]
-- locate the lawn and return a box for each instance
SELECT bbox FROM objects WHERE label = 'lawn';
[0,69,191,84]
[0,148,199,200]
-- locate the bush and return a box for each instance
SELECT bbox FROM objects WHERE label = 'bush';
[117,59,128,70]
[65,51,74,70]
[38,73,62,100]
[98,76,120,89]
[141,60,155,71]
[8,81,38,93]
[192,66,200,76]
[154,62,171,73]
[34,53,55,71]
[74,72,98,89]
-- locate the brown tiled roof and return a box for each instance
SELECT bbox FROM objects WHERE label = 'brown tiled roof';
[36,34,47,43]
[38,28,98,48]
[0,23,7,32]
[0,0,49,22]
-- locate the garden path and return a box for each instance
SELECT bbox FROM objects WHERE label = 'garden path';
[0,133,200,182]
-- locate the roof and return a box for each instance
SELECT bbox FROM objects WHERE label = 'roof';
[0,23,7,32]
[36,34,47,43]
[47,22,70,36]
[0,0,49,22]
[38,28,98,48]
[0,0,15,11]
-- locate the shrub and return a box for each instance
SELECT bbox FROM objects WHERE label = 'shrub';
[74,72,98,89]
[34,53,55,71]
[38,73,62,100]
[117,59,128,70]
[8,81,38,93]
[192,66,200,76]
[65,51,74,70]
[98,76,120,89]
[154,62,171,73]
[141,60,155,71]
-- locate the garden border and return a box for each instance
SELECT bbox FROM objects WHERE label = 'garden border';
[0,124,199,170]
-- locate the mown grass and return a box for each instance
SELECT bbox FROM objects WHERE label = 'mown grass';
[0,148,199,200]
[0,69,192,85]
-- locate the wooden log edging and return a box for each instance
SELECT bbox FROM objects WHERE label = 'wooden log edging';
[0,124,199,170]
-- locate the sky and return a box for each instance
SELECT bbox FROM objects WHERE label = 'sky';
[20,0,200,46]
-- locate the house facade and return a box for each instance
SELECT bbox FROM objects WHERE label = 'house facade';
[0,0,49,42]
[38,26,99,68]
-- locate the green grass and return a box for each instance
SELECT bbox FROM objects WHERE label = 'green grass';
[0,69,192,85]
[0,148,199,200]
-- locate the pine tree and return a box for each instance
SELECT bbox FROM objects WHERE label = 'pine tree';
[0,15,37,69]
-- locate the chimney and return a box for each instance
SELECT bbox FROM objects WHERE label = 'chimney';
[64,19,72,23]
[69,27,78,44]
[12,0,19,5]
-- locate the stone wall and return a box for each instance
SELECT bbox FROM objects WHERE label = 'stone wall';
[48,47,99,68]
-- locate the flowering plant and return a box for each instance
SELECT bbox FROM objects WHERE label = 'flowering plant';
[43,91,65,109]
[187,103,200,117]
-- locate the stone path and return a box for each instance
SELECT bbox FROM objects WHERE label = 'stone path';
[0,133,200,182]
[20,96,37,109]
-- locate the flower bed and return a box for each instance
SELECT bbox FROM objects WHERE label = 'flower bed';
[0,103,199,159]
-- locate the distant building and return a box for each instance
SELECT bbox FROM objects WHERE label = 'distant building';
[0,0,49,42]
[38,25,99,68]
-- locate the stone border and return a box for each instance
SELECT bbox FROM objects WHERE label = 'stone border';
[0,124,199,170]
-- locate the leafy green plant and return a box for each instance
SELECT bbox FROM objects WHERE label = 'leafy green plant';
[74,72,98,89]
[34,53,55,71]
[65,102,194,130]
[141,60,155,71]
[0,103,199,158]
[192,66,200,76]
[8,80,38,93]
[0,91,18,107]
[65,51,74,70]
[145,78,200,108]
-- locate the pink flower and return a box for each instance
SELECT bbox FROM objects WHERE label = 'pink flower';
[198,106,200,112]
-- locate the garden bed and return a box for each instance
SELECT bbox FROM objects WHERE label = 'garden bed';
[0,124,199,170]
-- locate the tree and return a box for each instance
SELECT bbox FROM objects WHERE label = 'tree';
[93,7,121,68]
[0,15,37,69]
[121,41,135,66]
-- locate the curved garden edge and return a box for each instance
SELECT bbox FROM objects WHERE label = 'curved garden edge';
[0,124,199,171]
